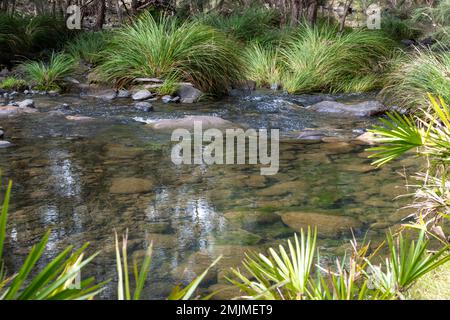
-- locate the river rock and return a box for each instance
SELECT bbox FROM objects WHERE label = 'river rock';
[89,89,117,101]
[280,212,362,237]
[161,95,179,103]
[117,89,131,98]
[105,144,144,159]
[0,130,3,138]
[66,115,94,121]
[307,100,387,117]
[18,99,35,108]
[132,89,153,101]
[176,84,202,103]
[0,105,37,117]
[259,180,306,197]
[148,115,236,131]
[355,131,377,144]
[134,102,153,112]
[224,211,281,227]
[109,177,153,194]
[0,140,12,148]
[321,141,353,154]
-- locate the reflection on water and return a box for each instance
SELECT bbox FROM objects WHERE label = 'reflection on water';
[0,92,417,299]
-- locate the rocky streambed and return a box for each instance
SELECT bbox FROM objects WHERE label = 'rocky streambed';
[0,90,416,299]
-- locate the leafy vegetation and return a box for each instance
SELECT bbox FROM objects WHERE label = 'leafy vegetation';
[381,49,450,110]
[0,179,105,300]
[228,227,449,300]
[95,13,243,94]
[281,24,395,93]
[0,13,71,66]
[21,53,74,91]
[66,31,110,65]
[0,77,27,91]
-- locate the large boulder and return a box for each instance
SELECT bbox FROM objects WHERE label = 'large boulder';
[148,115,236,131]
[176,84,202,103]
[0,106,37,117]
[307,100,387,117]
[132,89,153,101]
[280,212,362,237]
[109,177,153,194]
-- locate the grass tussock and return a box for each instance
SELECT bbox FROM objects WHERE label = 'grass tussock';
[95,13,243,94]
[0,13,71,66]
[381,48,450,110]
[243,43,283,87]
[197,7,280,43]
[66,31,110,65]
[281,24,395,93]
[0,77,27,90]
[21,53,74,91]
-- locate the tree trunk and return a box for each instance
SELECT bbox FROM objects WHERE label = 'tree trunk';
[95,0,106,30]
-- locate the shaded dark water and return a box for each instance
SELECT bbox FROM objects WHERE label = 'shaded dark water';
[0,92,417,299]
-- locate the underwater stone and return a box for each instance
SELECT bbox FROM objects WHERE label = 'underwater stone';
[109,177,153,194]
[280,212,362,237]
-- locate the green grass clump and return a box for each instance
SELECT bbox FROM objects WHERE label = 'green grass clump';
[243,43,283,87]
[281,24,395,93]
[0,13,71,66]
[96,13,242,94]
[381,48,450,110]
[197,7,279,43]
[21,53,74,91]
[0,77,27,90]
[381,14,421,41]
[156,73,181,96]
[66,31,110,65]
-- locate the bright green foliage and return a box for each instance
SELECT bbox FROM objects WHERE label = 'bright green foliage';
[96,13,243,94]
[197,7,279,43]
[228,228,449,300]
[243,43,283,87]
[366,230,450,297]
[115,230,220,300]
[282,24,395,93]
[0,178,105,300]
[21,53,74,91]
[369,96,450,165]
[0,77,27,90]
[381,49,450,110]
[229,228,316,300]
[66,31,110,65]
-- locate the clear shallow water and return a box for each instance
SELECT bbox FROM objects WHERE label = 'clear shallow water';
[0,92,417,299]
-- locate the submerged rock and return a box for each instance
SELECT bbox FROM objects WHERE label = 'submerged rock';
[307,100,387,117]
[280,212,362,237]
[109,177,153,194]
[148,115,236,131]
[224,211,281,227]
[176,84,202,103]
[132,89,153,101]
[134,101,153,112]
[66,115,94,121]
[0,106,37,117]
